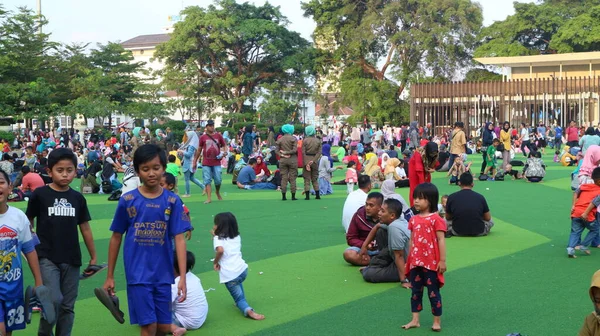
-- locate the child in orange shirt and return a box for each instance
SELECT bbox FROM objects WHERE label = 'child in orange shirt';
[569,167,600,258]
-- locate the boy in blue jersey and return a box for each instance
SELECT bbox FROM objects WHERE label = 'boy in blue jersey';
[0,168,47,336]
[103,144,191,336]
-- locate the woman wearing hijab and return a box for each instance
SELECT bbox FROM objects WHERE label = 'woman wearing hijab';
[179,130,205,197]
[267,126,276,147]
[276,124,298,200]
[363,154,384,189]
[380,179,413,221]
[302,126,322,200]
[317,144,342,195]
[480,122,495,176]
[130,127,142,155]
[253,155,271,180]
[408,121,419,150]
[350,127,361,147]
[408,142,439,206]
[242,125,255,159]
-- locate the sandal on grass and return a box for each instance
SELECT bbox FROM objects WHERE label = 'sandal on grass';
[34,285,56,325]
[94,288,125,324]
[80,264,108,280]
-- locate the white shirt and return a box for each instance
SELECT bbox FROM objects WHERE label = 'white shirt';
[396,167,407,179]
[172,272,208,330]
[342,189,368,232]
[213,235,248,283]
[521,128,530,141]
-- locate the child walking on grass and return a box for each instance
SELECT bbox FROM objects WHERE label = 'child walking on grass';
[102,144,192,336]
[0,168,54,336]
[345,161,358,194]
[403,183,447,332]
[212,212,265,321]
[26,148,98,336]
[568,167,600,258]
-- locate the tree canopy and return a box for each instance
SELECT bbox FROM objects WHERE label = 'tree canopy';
[475,0,600,57]
[155,0,315,117]
[303,0,483,124]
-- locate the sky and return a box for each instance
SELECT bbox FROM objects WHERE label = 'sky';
[2,0,536,46]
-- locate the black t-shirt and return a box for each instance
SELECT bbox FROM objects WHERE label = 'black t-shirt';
[446,189,489,236]
[26,186,91,266]
[437,152,450,169]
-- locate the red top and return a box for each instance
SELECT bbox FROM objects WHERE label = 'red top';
[253,159,271,177]
[199,132,226,166]
[419,139,429,147]
[406,213,447,287]
[511,129,518,137]
[566,126,579,142]
[21,173,45,192]
[346,154,362,172]
[572,184,600,221]
[408,152,431,206]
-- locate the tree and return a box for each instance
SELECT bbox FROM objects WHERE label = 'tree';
[159,62,213,122]
[475,0,600,57]
[155,0,314,114]
[89,42,147,127]
[303,0,483,124]
[463,68,502,82]
[0,7,58,128]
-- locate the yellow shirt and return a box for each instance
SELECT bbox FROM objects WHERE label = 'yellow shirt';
[500,130,511,152]
[168,150,181,166]
[365,152,376,162]
[450,129,466,155]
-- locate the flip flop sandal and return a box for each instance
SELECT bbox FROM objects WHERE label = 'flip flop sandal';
[79,264,108,280]
[94,288,125,324]
[24,286,33,324]
[35,285,56,325]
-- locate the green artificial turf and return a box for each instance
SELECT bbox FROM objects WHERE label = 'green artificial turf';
[15,152,595,335]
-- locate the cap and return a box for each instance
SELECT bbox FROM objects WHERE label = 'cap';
[206,120,215,126]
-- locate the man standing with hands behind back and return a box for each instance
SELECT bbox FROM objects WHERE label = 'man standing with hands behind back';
[199,120,227,204]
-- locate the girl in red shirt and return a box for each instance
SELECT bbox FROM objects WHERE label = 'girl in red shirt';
[403,183,447,332]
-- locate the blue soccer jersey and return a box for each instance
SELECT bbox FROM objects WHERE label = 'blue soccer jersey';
[110,188,192,285]
[0,207,36,301]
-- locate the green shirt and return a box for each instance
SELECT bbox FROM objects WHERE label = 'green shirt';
[166,162,180,176]
[335,147,346,159]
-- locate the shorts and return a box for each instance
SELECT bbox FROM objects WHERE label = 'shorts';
[346,246,379,256]
[0,297,26,332]
[127,284,172,326]
[202,165,222,186]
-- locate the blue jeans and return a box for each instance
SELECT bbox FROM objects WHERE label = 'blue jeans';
[183,170,204,195]
[38,258,80,336]
[567,218,599,255]
[202,165,223,186]
[224,268,252,316]
[246,182,276,190]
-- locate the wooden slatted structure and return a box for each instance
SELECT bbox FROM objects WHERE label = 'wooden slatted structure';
[410,77,600,136]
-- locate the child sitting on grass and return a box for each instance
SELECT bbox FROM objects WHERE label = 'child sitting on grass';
[447,155,466,185]
[568,167,600,258]
[212,212,264,320]
[171,251,208,334]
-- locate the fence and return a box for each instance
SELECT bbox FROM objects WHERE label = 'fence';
[410,77,600,135]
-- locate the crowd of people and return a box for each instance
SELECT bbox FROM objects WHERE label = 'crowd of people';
[4,116,600,335]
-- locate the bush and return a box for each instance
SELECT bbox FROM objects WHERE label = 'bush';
[0,131,15,143]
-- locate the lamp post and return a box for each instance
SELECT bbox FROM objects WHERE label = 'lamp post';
[37,0,42,34]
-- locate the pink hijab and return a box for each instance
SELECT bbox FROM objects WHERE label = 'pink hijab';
[579,145,600,177]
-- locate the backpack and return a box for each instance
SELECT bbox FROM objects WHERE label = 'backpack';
[101,180,113,194]
[8,189,24,202]
[495,171,505,181]
[510,160,524,167]
[478,174,489,181]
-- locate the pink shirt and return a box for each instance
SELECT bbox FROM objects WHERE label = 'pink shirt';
[21,173,45,192]
[567,126,579,142]
[345,168,358,183]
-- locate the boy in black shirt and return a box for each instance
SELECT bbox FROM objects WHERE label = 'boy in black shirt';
[26,148,98,336]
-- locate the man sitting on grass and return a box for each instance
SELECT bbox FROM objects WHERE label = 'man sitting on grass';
[236,158,276,190]
[343,192,383,266]
[445,172,494,237]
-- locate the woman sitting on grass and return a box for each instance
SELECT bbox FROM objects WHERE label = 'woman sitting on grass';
[523,151,546,183]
